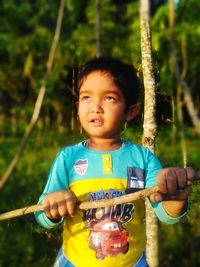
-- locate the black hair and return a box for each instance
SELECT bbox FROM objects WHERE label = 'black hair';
[77,57,139,110]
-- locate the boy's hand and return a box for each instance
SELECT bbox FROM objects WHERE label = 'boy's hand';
[42,190,78,219]
[150,167,195,203]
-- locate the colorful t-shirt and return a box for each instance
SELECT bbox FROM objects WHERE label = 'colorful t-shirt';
[35,140,186,267]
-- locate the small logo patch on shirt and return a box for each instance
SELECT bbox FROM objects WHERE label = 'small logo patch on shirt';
[126,167,144,193]
[74,159,88,175]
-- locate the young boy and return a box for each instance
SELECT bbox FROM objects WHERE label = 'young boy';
[35,57,194,267]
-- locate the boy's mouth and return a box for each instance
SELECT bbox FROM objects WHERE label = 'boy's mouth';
[89,118,104,125]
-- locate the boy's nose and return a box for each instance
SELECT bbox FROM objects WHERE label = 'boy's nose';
[90,103,103,113]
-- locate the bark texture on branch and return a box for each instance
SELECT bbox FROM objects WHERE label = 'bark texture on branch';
[140,0,159,266]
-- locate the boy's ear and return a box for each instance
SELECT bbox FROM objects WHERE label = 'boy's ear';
[125,104,140,122]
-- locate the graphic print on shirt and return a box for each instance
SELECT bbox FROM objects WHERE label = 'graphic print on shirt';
[73,159,88,175]
[83,189,135,261]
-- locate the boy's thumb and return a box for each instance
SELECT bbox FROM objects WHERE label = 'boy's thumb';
[150,192,163,203]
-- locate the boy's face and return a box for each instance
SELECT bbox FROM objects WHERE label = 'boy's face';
[77,71,127,139]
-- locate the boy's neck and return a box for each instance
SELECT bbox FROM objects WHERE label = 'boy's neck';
[86,137,122,151]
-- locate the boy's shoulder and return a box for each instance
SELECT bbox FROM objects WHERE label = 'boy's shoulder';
[123,140,152,153]
[123,140,159,162]
[59,141,84,154]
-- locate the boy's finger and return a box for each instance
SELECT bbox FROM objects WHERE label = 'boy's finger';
[42,200,53,218]
[66,200,76,217]
[58,200,68,217]
[185,167,195,184]
[65,193,78,217]
[49,202,59,218]
[149,192,163,203]
[156,170,168,194]
[43,201,62,219]
[165,168,178,196]
[174,185,192,201]
[174,168,187,191]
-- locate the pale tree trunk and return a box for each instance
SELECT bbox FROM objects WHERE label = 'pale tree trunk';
[95,0,101,58]
[169,0,200,136]
[140,0,159,267]
[179,33,188,167]
[0,0,66,190]
[177,84,187,167]
[176,33,187,167]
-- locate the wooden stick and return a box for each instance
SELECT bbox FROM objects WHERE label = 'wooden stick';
[0,186,159,221]
[0,172,199,221]
[0,204,43,221]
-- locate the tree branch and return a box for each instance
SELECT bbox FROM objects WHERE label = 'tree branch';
[140,0,157,153]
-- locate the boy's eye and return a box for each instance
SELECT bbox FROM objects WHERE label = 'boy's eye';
[105,96,116,102]
[80,95,90,101]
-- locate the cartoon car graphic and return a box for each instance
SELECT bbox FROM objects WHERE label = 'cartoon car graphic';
[88,218,129,261]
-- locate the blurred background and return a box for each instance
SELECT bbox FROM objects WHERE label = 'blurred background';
[0,0,199,266]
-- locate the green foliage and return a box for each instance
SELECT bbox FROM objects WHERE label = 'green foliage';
[151,1,200,99]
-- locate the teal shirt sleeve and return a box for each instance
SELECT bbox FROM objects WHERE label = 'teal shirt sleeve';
[35,150,68,229]
[35,212,64,229]
[151,201,188,224]
[144,148,187,224]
